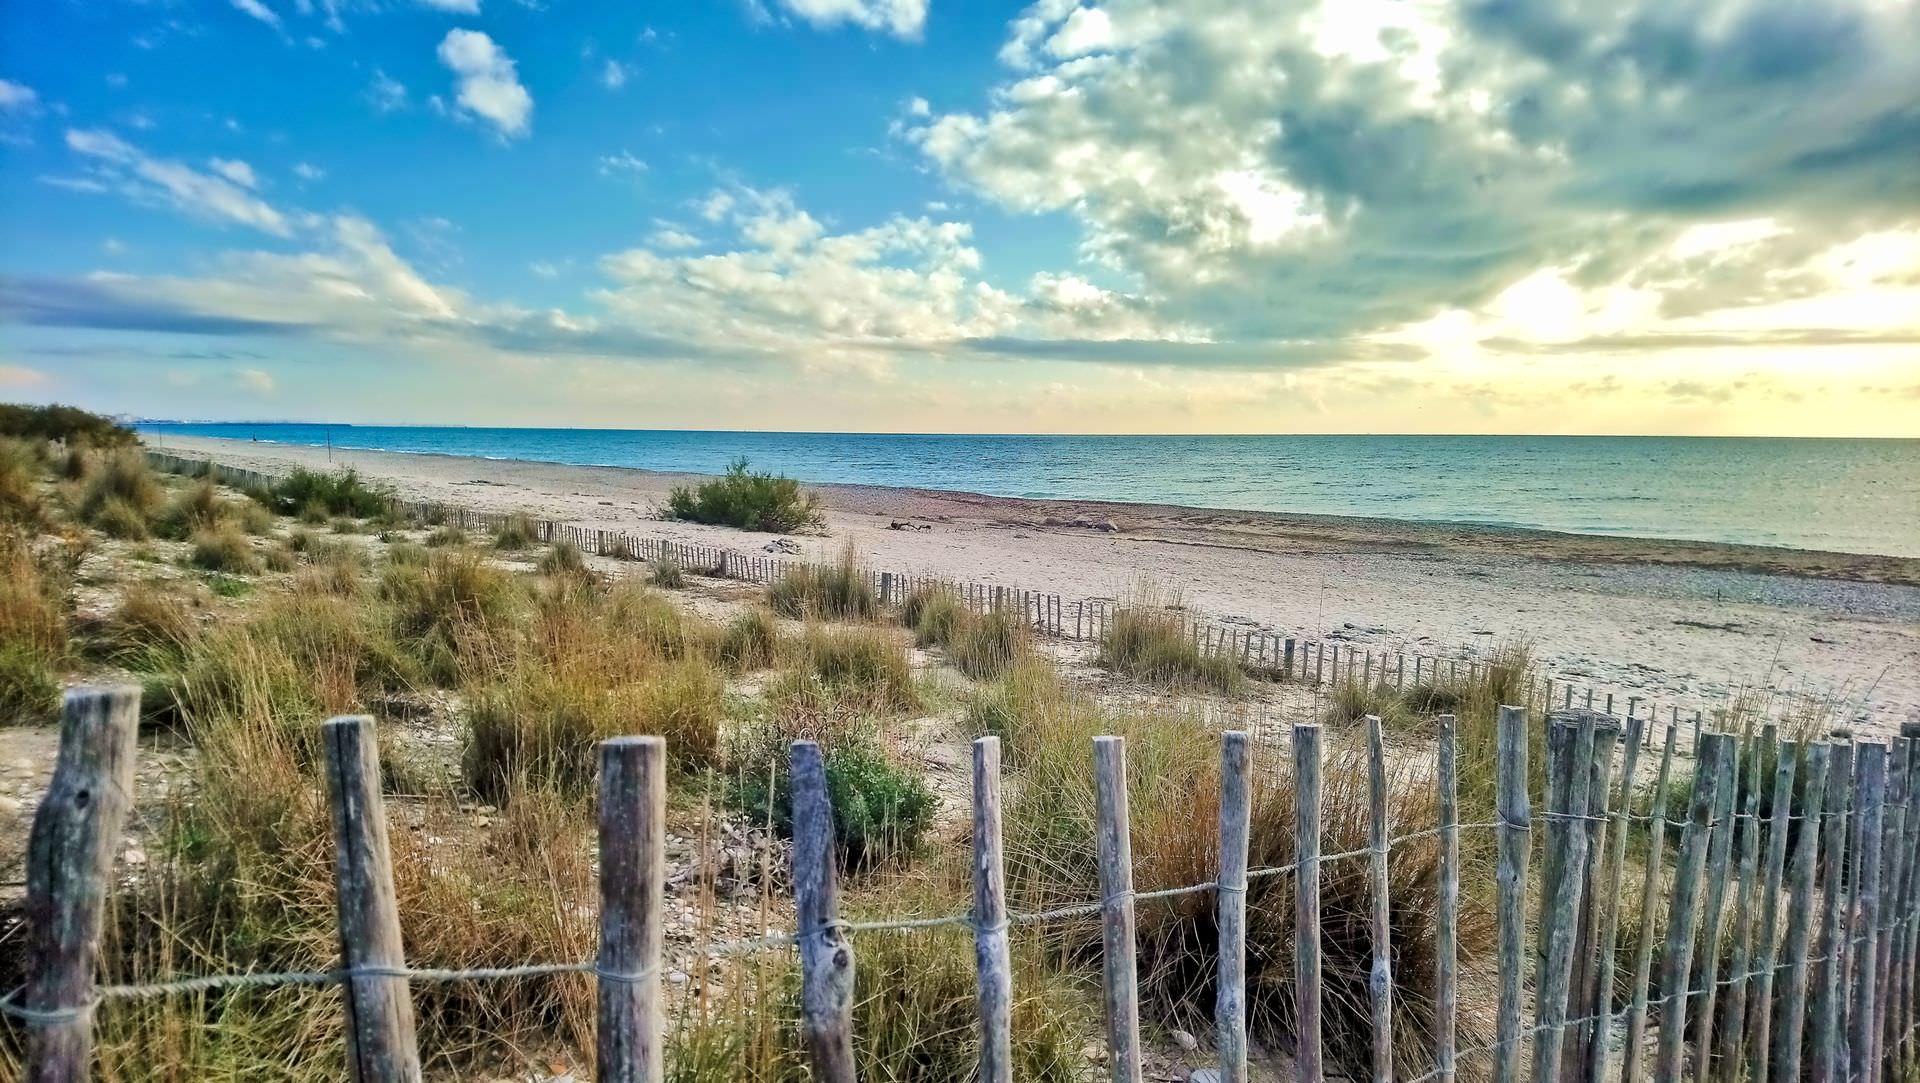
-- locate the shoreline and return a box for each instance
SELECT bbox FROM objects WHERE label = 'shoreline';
[144,433,1920,586]
[146,434,1920,734]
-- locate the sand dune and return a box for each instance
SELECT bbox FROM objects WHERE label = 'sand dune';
[149,433,1920,736]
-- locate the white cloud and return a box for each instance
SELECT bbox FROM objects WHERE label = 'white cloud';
[0,80,37,111]
[419,0,480,12]
[529,261,562,279]
[598,150,648,176]
[292,161,325,181]
[237,367,276,394]
[600,59,630,89]
[367,70,409,113]
[65,128,292,236]
[437,29,534,139]
[229,0,282,29]
[770,0,927,40]
[649,226,703,250]
[208,158,258,189]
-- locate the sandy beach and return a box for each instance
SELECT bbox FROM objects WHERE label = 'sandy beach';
[149,434,1920,735]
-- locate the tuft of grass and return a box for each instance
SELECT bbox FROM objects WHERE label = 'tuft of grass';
[493,513,538,550]
[0,642,60,725]
[649,558,686,589]
[188,523,262,575]
[947,606,1029,680]
[92,496,152,541]
[536,538,590,579]
[154,480,227,541]
[379,548,524,682]
[0,437,49,528]
[1097,605,1244,694]
[81,449,163,530]
[717,607,781,671]
[329,515,361,535]
[786,624,916,715]
[665,456,823,533]
[101,581,200,663]
[1322,678,1421,731]
[901,584,965,647]
[767,547,876,621]
[424,524,468,548]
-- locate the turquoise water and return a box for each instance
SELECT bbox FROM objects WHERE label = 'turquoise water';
[138,424,1920,557]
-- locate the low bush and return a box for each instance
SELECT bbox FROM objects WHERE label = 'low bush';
[91,497,151,540]
[254,467,394,520]
[101,582,200,664]
[1097,606,1244,694]
[767,548,876,621]
[665,457,823,533]
[792,625,916,714]
[0,402,135,446]
[188,524,261,575]
[733,732,934,867]
[380,548,523,681]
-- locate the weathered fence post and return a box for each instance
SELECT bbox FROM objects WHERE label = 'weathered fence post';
[1719,726,1771,1075]
[1623,726,1679,1083]
[1584,712,1643,1083]
[1534,719,1595,1083]
[20,687,141,1083]
[1813,741,1855,1083]
[791,740,857,1083]
[1654,732,1731,1083]
[1435,714,1460,1083]
[323,715,423,1083]
[1688,734,1740,1073]
[1366,715,1394,1083]
[1094,736,1143,1083]
[1746,739,1800,1083]
[973,737,1013,1083]
[1874,738,1909,1081]
[1850,742,1888,1083]
[597,736,665,1083]
[1773,743,1830,1083]
[1295,723,1325,1083]
[1493,705,1531,1083]
[1216,731,1251,1083]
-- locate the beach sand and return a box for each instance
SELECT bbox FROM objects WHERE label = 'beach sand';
[150,434,1920,735]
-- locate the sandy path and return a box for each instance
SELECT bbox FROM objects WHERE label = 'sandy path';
[148,435,1920,736]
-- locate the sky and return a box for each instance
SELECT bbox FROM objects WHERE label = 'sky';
[0,0,1917,436]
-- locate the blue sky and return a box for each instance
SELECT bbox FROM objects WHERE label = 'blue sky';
[2,0,1918,435]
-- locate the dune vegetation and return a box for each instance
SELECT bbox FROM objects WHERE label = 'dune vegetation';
[1,412,1731,1083]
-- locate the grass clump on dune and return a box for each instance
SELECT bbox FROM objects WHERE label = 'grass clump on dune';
[188,523,262,575]
[1097,605,1244,694]
[80,448,164,533]
[0,438,49,528]
[536,537,590,579]
[493,512,539,550]
[649,557,686,589]
[768,547,876,621]
[253,467,395,520]
[717,607,782,670]
[379,547,524,681]
[665,456,823,533]
[0,530,71,725]
[901,583,965,647]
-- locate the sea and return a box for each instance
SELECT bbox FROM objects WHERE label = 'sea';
[136,424,1920,558]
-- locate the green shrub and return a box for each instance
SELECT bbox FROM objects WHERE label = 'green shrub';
[901,584,964,647]
[254,467,395,520]
[734,735,934,866]
[0,402,135,446]
[1097,606,1244,694]
[767,550,876,621]
[665,457,823,533]
[188,524,262,575]
[380,548,523,680]
[493,513,538,550]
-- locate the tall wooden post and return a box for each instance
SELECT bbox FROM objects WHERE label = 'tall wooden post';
[323,716,423,1083]
[1216,731,1252,1083]
[973,737,1013,1083]
[1366,715,1394,1083]
[1493,705,1531,1083]
[597,736,665,1083]
[1295,723,1326,1083]
[791,741,857,1083]
[1773,744,1829,1083]
[1094,736,1143,1083]
[1435,715,1461,1083]
[1654,732,1731,1083]
[21,687,142,1083]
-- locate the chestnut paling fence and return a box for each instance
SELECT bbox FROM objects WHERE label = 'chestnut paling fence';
[8,685,1920,1083]
[142,449,1836,744]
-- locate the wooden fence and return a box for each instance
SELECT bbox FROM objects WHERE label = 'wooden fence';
[141,450,1837,745]
[10,685,1920,1083]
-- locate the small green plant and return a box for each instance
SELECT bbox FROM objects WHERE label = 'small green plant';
[901,584,965,647]
[254,467,395,520]
[665,457,823,533]
[0,641,60,725]
[734,735,934,866]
